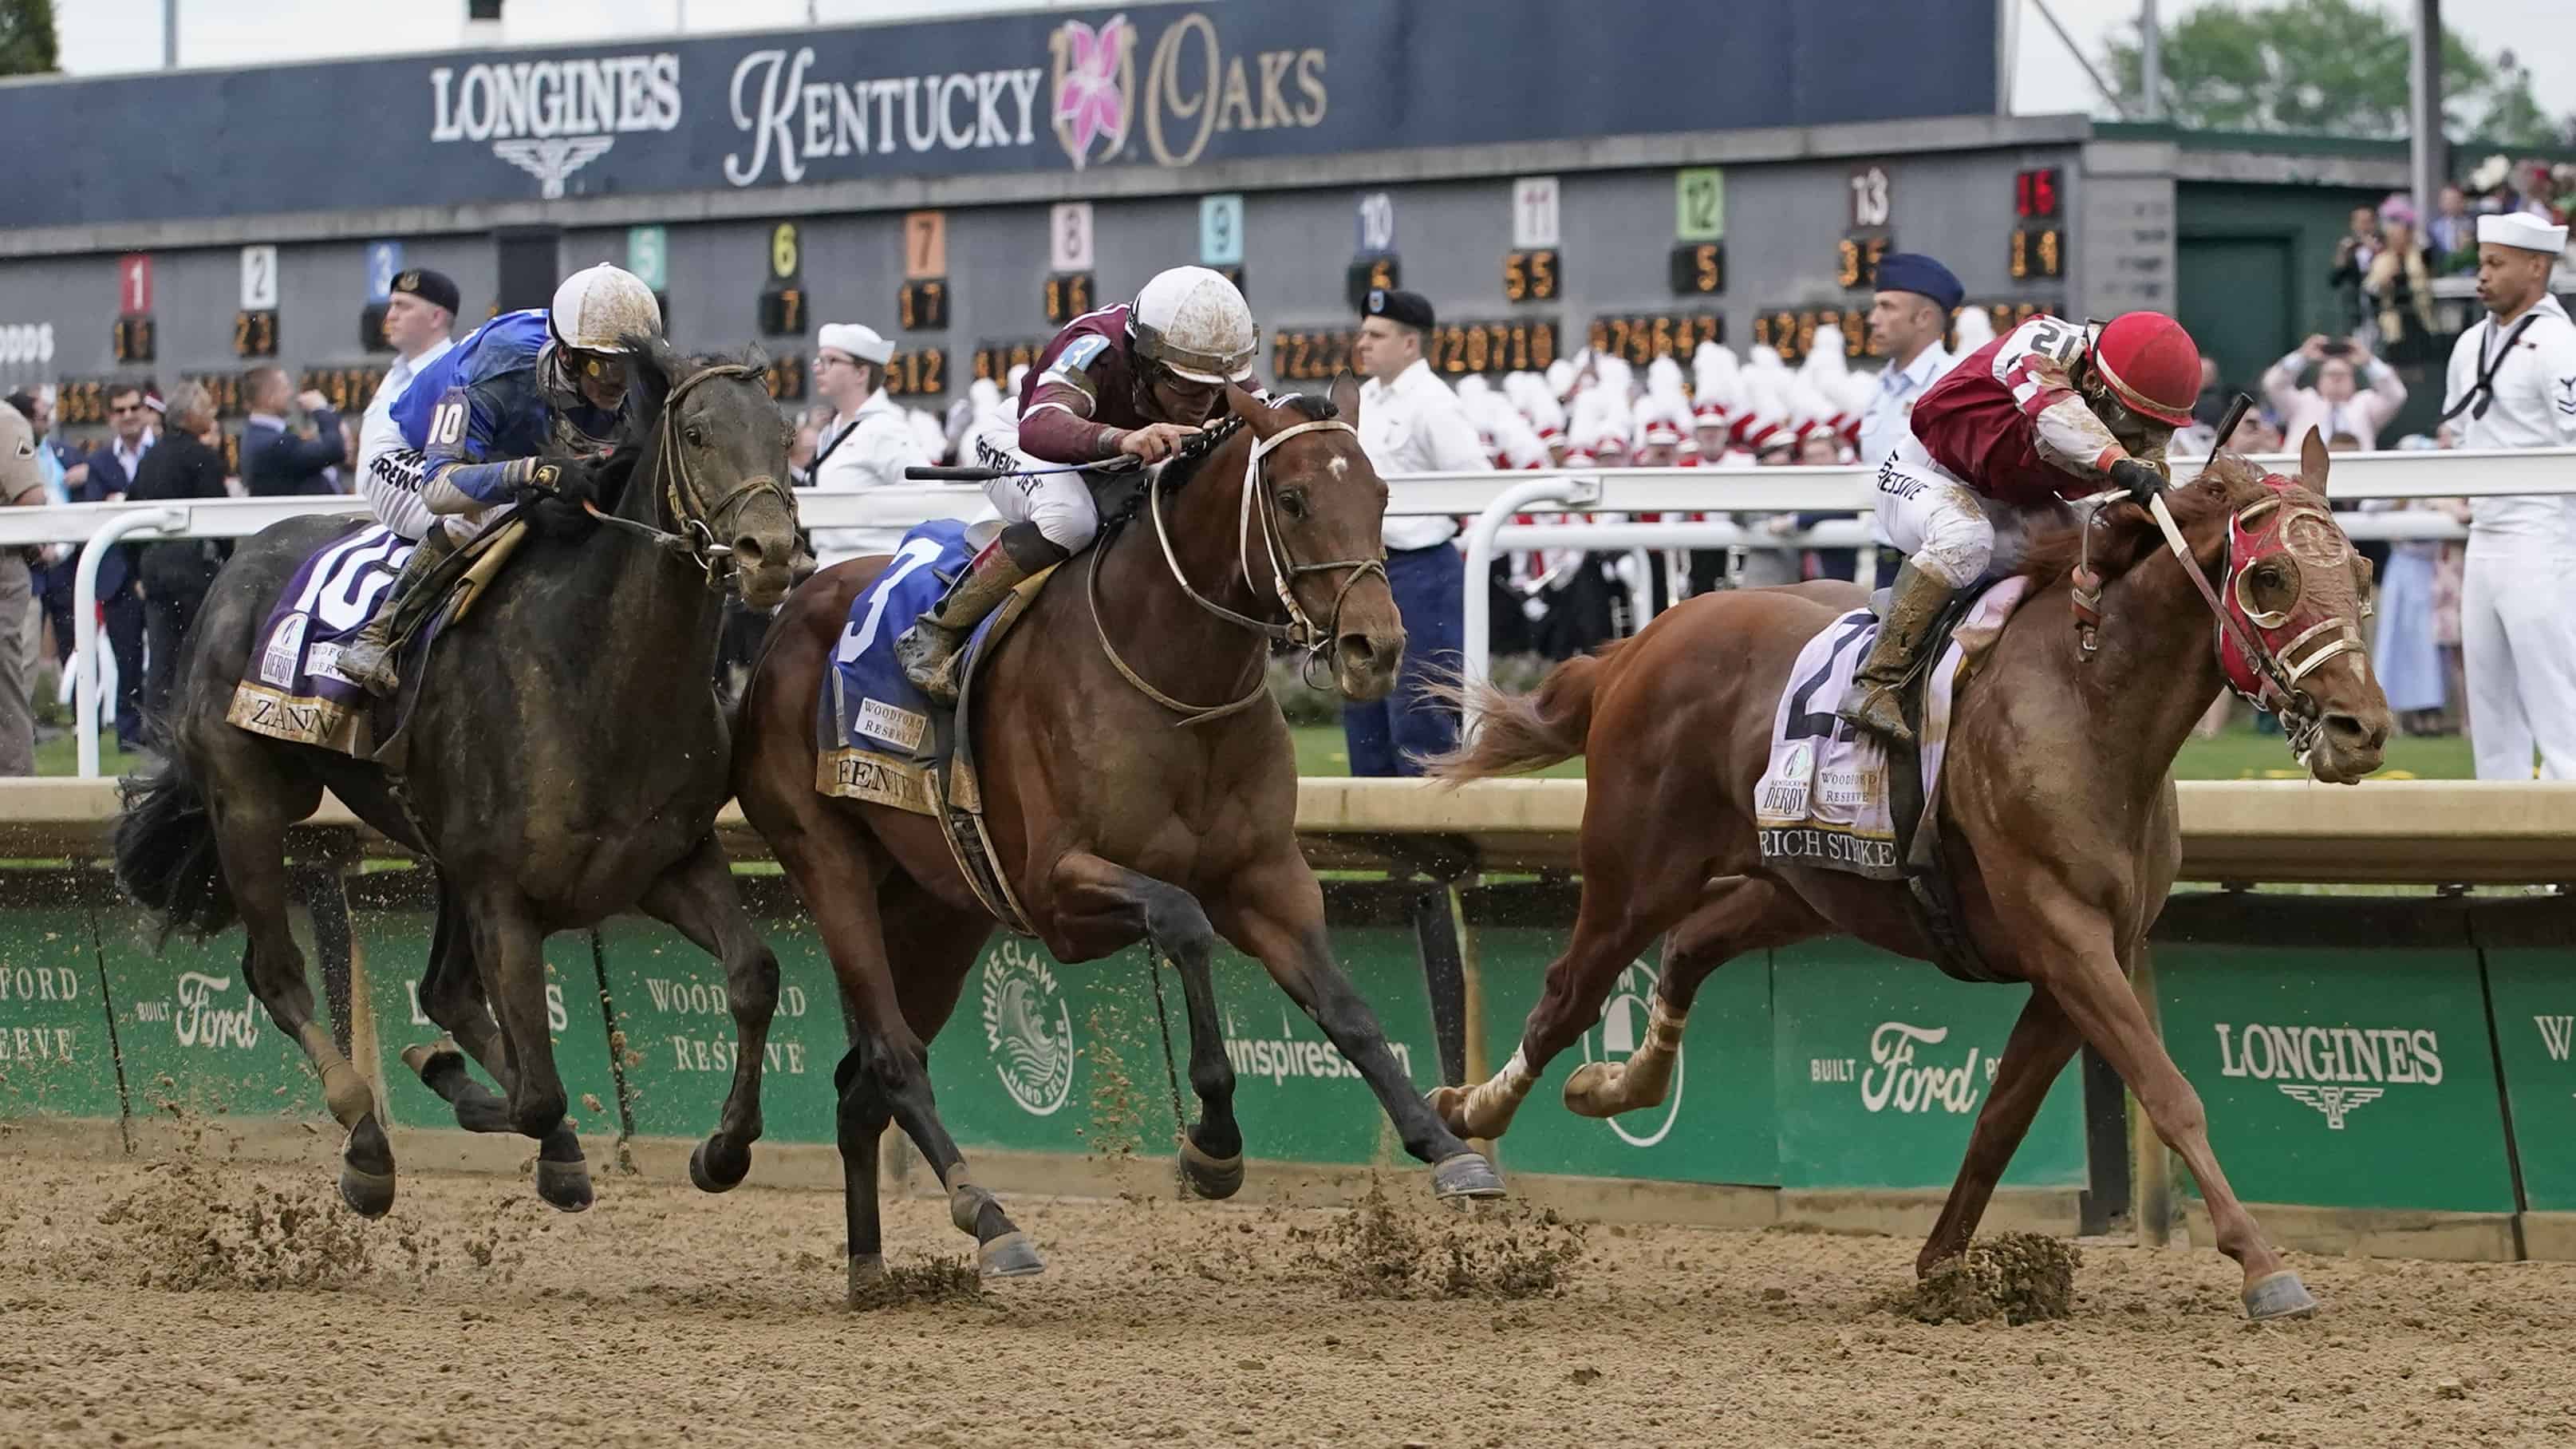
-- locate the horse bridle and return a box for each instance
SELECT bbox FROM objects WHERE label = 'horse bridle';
[1088,414,1388,724]
[580,361,792,592]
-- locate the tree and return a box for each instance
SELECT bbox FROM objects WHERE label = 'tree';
[2102,0,2568,146]
[0,0,56,77]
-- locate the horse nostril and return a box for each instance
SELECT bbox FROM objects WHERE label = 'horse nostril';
[2324,713,2384,752]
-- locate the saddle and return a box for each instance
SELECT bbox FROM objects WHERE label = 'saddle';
[227,519,527,763]
[1751,577,2030,983]
[817,519,1057,936]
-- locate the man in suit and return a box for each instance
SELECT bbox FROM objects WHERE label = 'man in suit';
[78,382,156,751]
[240,365,346,497]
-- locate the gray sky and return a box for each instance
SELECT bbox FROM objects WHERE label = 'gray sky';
[54,0,2576,132]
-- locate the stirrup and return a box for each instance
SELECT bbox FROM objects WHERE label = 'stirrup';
[1839,685,1912,745]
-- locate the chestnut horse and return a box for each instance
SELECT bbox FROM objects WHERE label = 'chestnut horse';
[732,386,1503,1299]
[1427,435,2389,1321]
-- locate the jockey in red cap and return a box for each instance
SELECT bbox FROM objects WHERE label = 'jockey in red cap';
[1843,310,2202,744]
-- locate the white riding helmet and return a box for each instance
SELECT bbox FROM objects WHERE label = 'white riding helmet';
[1128,266,1256,385]
[549,263,663,355]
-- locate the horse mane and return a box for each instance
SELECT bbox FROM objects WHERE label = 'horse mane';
[2017,452,2290,593]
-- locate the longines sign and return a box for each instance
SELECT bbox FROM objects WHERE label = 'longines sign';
[0,0,1994,231]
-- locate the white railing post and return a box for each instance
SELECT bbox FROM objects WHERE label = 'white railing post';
[74,507,186,777]
[1461,475,1600,715]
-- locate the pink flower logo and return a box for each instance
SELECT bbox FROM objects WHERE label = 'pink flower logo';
[1050,16,1133,171]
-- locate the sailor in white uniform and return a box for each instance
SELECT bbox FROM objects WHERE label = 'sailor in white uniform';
[2443,211,2576,779]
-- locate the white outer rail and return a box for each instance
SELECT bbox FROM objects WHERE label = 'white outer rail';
[73,507,185,778]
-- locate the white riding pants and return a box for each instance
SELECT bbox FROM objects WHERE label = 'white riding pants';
[974,422,1099,554]
[2460,539,2576,780]
[1872,433,2065,588]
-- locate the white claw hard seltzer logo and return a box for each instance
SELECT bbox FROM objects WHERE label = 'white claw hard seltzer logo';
[980,940,1075,1115]
[1577,957,1682,1147]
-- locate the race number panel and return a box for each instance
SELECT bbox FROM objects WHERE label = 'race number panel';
[301,365,385,414]
[239,245,278,310]
[759,286,804,337]
[1670,242,1724,296]
[898,278,949,332]
[881,348,948,397]
[232,309,278,359]
[1049,203,1095,274]
[112,315,155,365]
[1354,190,1397,255]
[365,241,403,302]
[2009,225,2065,282]
[359,302,393,353]
[1752,306,1868,365]
[1848,163,1893,229]
[1588,312,1720,365]
[1836,234,1892,290]
[973,338,1047,385]
[905,211,948,281]
[1502,249,1560,303]
[1674,168,1724,242]
[116,253,154,315]
[1511,176,1560,249]
[1345,255,1399,313]
[763,355,807,402]
[626,225,669,292]
[1198,194,1245,267]
[769,222,801,283]
[1427,318,1558,375]
[1272,327,1358,383]
[1043,272,1095,326]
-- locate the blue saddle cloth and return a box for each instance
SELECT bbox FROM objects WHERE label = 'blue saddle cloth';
[226,523,425,756]
[817,519,1014,812]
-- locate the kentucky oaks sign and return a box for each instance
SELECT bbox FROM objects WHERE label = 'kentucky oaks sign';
[0,0,1996,231]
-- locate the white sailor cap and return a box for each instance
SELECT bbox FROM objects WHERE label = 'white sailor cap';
[2478,212,2570,255]
[816,322,894,365]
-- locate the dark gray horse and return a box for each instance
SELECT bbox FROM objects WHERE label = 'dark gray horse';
[114,339,799,1218]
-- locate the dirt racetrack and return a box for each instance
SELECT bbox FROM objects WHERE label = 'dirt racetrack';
[3,1139,2573,1449]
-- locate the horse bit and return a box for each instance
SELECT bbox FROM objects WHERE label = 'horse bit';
[580,361,791,592]
[1087,414,1387,725]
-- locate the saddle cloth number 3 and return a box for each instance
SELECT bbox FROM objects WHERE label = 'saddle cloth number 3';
[838,535,949,664]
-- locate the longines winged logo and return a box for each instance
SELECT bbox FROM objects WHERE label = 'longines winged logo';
[2276,1084,2383,1129]
[428,52,681,199]
[491,136,617,200]
[1048,15,1135,170]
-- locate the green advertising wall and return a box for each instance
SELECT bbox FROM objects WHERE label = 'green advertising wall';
[6,868,2572,1249]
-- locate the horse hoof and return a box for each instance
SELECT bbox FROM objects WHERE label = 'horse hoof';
[400,1040,463,1080]
[1562,1061,1626,1119]
[846,1254,886,1306]
[2243,1269,2318,1321]
[1432,1151,1505,1201]
[337,1164,396,1219]
[1425,1084,1473,1135]
[1176,1135,1245,1201]
[689,1136,750,1194]
[976,1230,1046,1280]
[534,1156,594,1213]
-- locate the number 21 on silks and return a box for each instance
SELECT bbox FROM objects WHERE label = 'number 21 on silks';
[428,393,469,449]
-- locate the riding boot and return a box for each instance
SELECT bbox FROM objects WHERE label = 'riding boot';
[1837,562,1957,748]
[339,526,460,699]
[895,523,1067,705]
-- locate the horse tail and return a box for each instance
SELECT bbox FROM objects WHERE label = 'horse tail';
[1420,638,1630,784]
[112,735,237,944]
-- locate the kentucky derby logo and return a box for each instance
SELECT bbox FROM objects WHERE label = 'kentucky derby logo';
[1049,15,1135,170]
[980,940,1075,1115]
[1576,958,1682,1147]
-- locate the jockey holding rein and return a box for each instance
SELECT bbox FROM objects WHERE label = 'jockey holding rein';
[1844,309,2203,744]
[340,265,662,697]
[895,264,1259,703]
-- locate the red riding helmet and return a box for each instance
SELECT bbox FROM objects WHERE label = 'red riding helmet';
[2089,312,2202,428]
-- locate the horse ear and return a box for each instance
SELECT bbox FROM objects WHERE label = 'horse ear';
[1227,382,1280,434]
[1328,369,1363,428]
[2298,424,2329,494]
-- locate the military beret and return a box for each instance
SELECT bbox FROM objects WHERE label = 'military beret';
[392,267,462,315]
[1871,253,1964,312]
[1363,286,1435,332]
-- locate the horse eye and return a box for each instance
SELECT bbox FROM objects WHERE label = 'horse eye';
[686,426,704,447]
[1280,488,1310,519]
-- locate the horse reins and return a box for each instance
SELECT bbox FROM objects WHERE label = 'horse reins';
[579,360,791,592]
[1087,414,1386,726]
[2073,392,2357,762]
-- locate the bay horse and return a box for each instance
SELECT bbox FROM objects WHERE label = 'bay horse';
[1426,433,2389,1321]
[114,339,799,1219]
[732,385,1503,1295]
